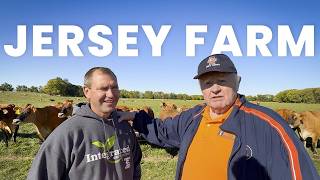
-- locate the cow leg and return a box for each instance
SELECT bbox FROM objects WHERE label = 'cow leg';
[1,129,9,147]
[311,136,318,154]
[36,129,45,142]
[12,125,19,143]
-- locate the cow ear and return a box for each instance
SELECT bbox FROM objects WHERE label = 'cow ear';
[9,104,15,108]
[173,104,177,109]
[14,107,21,115]
[30,105,36,112]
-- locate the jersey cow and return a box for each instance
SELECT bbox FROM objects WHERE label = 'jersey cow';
[13,104,69,141]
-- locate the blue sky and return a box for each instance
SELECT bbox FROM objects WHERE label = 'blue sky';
[0,0,320,95]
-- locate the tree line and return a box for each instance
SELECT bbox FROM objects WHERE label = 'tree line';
[0,78,203,100]
[274,88,320,103]
[1,79,319,103]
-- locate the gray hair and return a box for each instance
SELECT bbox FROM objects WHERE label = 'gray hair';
[84,67,117,88]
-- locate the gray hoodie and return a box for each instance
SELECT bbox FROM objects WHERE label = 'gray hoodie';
[27,104,142,180]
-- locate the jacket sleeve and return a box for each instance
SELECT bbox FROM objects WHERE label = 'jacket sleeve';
[133,109,193,148]
[27,141,67,180]
[295,143,320,179]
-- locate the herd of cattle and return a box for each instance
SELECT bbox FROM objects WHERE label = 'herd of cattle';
[0,100,178,147]
[1,100,320,155]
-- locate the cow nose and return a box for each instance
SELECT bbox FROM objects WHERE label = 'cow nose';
[12,119,21,125]
[58,113,66,118]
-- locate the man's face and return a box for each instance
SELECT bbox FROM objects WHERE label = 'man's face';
[83,71,120,118]
[199,72,239,114]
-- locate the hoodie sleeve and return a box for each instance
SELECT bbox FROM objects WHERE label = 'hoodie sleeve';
[27,141,67,180]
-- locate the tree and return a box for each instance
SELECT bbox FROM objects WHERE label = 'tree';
[43,77,69,96]
[286,90,302,103]
[0,82,14,91]
[143,91,154,99]
[274,90,291,103]
[16,85,28,92]
[29,86,39,93]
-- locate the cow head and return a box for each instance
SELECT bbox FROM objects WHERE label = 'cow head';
[159,102,183,120]
[13,104,36,125]
[161,102,178,111]
[276,109,298,128]
[58,100,74,118]
[0,104,18,120]
[291,112,304,128]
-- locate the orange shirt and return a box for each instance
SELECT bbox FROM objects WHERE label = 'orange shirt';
[181,106,235,180]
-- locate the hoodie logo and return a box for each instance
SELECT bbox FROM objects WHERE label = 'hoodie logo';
[85,135,131,169]
[92,135,116,151]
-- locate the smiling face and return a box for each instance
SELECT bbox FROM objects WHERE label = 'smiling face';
[83,70,120,118]
[199,72,239,114]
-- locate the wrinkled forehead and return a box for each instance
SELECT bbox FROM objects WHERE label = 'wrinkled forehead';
[92,71,117,83]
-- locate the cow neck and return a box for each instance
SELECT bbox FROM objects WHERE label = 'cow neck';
[33,107,47,126]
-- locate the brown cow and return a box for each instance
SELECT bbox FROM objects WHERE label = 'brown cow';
[276,109,299,128]
[0,104,20,146]
[13,104,68,141]
[57,99,74,118]
[159,102,188,120]
[292,111,320,154]
[0,112,11,147]
[116,105,132,112]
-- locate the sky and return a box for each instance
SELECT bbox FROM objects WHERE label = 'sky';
[0,0,320,96]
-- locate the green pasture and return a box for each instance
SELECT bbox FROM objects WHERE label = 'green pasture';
[0,91,319,179]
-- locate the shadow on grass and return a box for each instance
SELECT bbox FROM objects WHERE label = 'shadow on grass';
[16,132,38,139]
[138,139,179,157]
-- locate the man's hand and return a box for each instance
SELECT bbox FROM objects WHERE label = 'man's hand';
[118,111,137,122]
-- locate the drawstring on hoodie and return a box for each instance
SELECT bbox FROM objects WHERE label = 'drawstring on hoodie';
[100,111,119,153]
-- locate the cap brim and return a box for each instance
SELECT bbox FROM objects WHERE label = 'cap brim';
[193,71,211,79]
[193,70,237,79]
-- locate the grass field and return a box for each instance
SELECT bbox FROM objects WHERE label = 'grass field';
[0,91,320,179]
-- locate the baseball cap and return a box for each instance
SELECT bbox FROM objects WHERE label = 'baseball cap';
[193,54,237,79]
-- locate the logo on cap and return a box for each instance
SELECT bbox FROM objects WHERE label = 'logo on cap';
[206,56,220,69]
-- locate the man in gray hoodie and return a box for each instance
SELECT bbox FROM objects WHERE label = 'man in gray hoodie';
[27,67,142,180]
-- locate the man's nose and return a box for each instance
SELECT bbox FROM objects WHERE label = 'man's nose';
[105,89,114,97]
[210,84,221,94]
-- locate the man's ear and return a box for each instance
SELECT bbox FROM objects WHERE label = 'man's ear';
[83,86,89,99]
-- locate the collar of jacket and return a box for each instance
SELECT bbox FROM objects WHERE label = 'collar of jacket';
[219,94,246,136]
